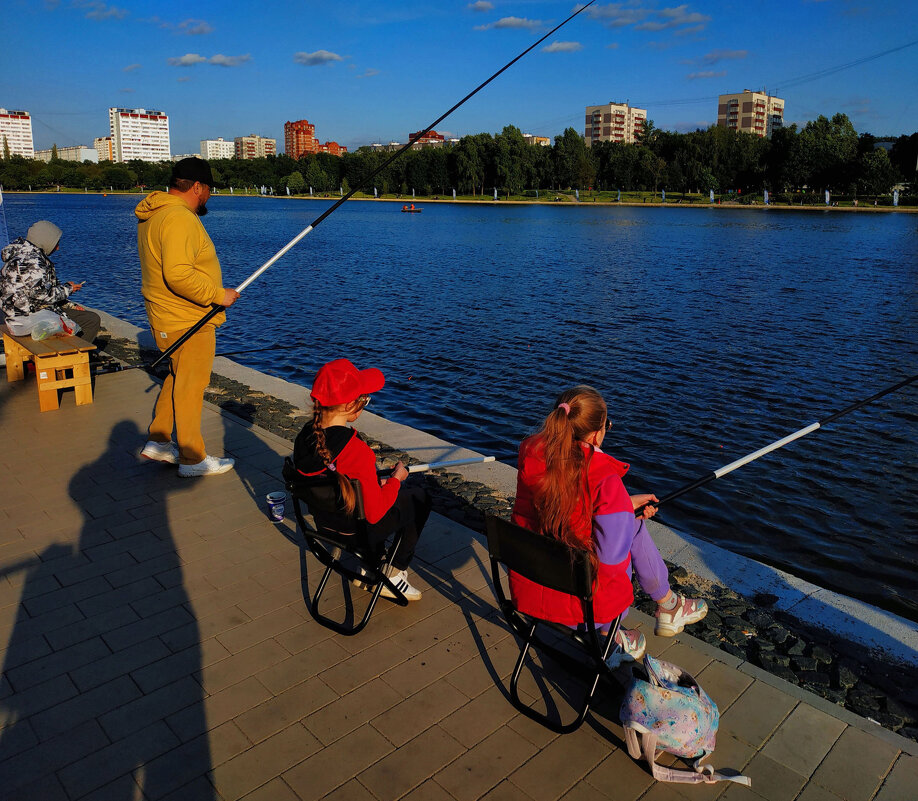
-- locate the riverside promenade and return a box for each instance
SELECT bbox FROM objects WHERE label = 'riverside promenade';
[0,365,916,801]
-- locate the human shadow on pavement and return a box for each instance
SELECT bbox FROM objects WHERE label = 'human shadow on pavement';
[0,420,215,800]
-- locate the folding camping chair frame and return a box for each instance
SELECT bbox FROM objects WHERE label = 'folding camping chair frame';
[283,458,409,635]
[485,514,624,733]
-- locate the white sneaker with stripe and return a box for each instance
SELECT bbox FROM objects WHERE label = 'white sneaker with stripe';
[380,568,422,602]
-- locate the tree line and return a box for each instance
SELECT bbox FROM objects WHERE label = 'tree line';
[2,113,916,199]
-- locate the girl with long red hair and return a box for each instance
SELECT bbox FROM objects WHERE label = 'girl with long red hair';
[511,385,707,660]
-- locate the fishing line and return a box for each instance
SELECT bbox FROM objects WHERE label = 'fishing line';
[149,0,598,371]
[635,372,918,516]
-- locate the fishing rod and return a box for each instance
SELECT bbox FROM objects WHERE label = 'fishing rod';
[636,372,918,516]
[149,0,597,371]
[376,455,497,477]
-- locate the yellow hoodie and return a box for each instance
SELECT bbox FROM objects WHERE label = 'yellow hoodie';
[135,191,226,332]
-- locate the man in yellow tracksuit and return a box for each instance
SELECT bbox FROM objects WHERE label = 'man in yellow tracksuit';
[136,158,239,477]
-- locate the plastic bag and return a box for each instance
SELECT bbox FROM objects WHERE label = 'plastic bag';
[5,310,77,340]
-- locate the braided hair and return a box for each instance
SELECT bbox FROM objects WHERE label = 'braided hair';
[312,400,358,514]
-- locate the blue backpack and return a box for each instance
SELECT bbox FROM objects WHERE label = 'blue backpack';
[619,656,751,786]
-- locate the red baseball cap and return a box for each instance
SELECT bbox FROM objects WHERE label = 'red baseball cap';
[310,359,385,406]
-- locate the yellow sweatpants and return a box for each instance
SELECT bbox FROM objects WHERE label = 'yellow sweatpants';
[148,324,216,465]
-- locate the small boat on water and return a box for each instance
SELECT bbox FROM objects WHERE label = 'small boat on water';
[401,204,422,213]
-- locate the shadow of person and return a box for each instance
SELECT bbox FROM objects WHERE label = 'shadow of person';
[0,419,215,800]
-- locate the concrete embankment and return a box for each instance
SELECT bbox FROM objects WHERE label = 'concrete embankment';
[94,308,918,739]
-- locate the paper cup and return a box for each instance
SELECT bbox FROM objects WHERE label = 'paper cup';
[266,491,286,521]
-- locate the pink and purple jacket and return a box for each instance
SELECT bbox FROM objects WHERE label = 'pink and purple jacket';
[510,437,637,626]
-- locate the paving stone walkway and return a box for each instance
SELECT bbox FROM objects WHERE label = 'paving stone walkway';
[0,369,915,801]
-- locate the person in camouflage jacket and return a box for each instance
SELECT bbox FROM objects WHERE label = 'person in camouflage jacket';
[0,220,100,343]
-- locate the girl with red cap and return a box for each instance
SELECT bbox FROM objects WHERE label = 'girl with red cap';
[293,358,431,601]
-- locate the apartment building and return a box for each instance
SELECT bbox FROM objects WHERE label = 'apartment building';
[317,141,347,156]
[94,136,114,162]
[200,137,235,160]
[34,145,98,163]
[523,134,551,147]
[584,102,646,146]
[717,90,784,138]
[234,134,276,160]
[285,120,317,158]
[0,108,34,158]
[408,130,445,149]
[109,108,171,162]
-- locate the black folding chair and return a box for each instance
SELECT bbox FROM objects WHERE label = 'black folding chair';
[485,514,624,733]
[283,457,409,635]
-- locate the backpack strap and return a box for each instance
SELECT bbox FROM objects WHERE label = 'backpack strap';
[624,726,751,786]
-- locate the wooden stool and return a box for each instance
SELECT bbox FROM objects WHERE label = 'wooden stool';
[2,329,96,412]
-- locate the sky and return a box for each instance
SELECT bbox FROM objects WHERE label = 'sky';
[2,0,917,155]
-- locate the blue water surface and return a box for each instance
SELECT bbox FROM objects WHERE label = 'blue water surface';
[5,193,917,620]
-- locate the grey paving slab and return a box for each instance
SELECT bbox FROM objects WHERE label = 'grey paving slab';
[1,364,917,801]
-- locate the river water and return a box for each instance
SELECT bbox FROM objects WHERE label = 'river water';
[4,193,917,620]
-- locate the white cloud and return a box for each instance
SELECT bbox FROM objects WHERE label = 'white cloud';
[587,2,710,34]
[543,41,583,53]
[177,19,214,35]
[209,53,251,67]
[168,53,249,67]
[168,53,208,67]
[468,1,493,10]
[686,69,726,79]
[293,50,345,66]
[356,68,380,78]
[122,63,141,72]
[700,49,747,65]
[475,16,543,31]
[585,3,650,28]
[72,1,127,20]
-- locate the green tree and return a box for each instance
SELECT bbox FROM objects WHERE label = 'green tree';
[2,135,9,160]
[857,149,896,197]
[798,113,858,192]
[284,170,305,194]
[304,160,328,192]
[552,127,589,189]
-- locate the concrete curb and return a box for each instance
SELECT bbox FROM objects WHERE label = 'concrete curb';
[95,308,918,668]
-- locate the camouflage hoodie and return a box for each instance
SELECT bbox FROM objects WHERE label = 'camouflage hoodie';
[0,237,72,317]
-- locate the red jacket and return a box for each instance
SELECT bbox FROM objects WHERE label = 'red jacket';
[293,425,401,524]
[510,437,635,626]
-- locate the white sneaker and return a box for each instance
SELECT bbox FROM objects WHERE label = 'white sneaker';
[177,455,235,477]
[380,568,422,602]
[141,440,179,464]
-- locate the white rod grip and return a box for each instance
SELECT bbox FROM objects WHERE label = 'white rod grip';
[713,422,821,479]
[235,225,314,293]
[407,456,496,474]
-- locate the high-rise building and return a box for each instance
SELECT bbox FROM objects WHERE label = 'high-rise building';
[717,90,784,138]
[234,134,276,160]
[0,108,34,158]
[200,137,235,160]
[584,102,646,146]
[108,108,171,162]
[94,136,114,162]
[34,145,98,163]
[285,120,317,158]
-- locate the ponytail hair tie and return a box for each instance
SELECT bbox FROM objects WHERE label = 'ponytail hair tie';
[327,462,337,472]
[557,402,571,415]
